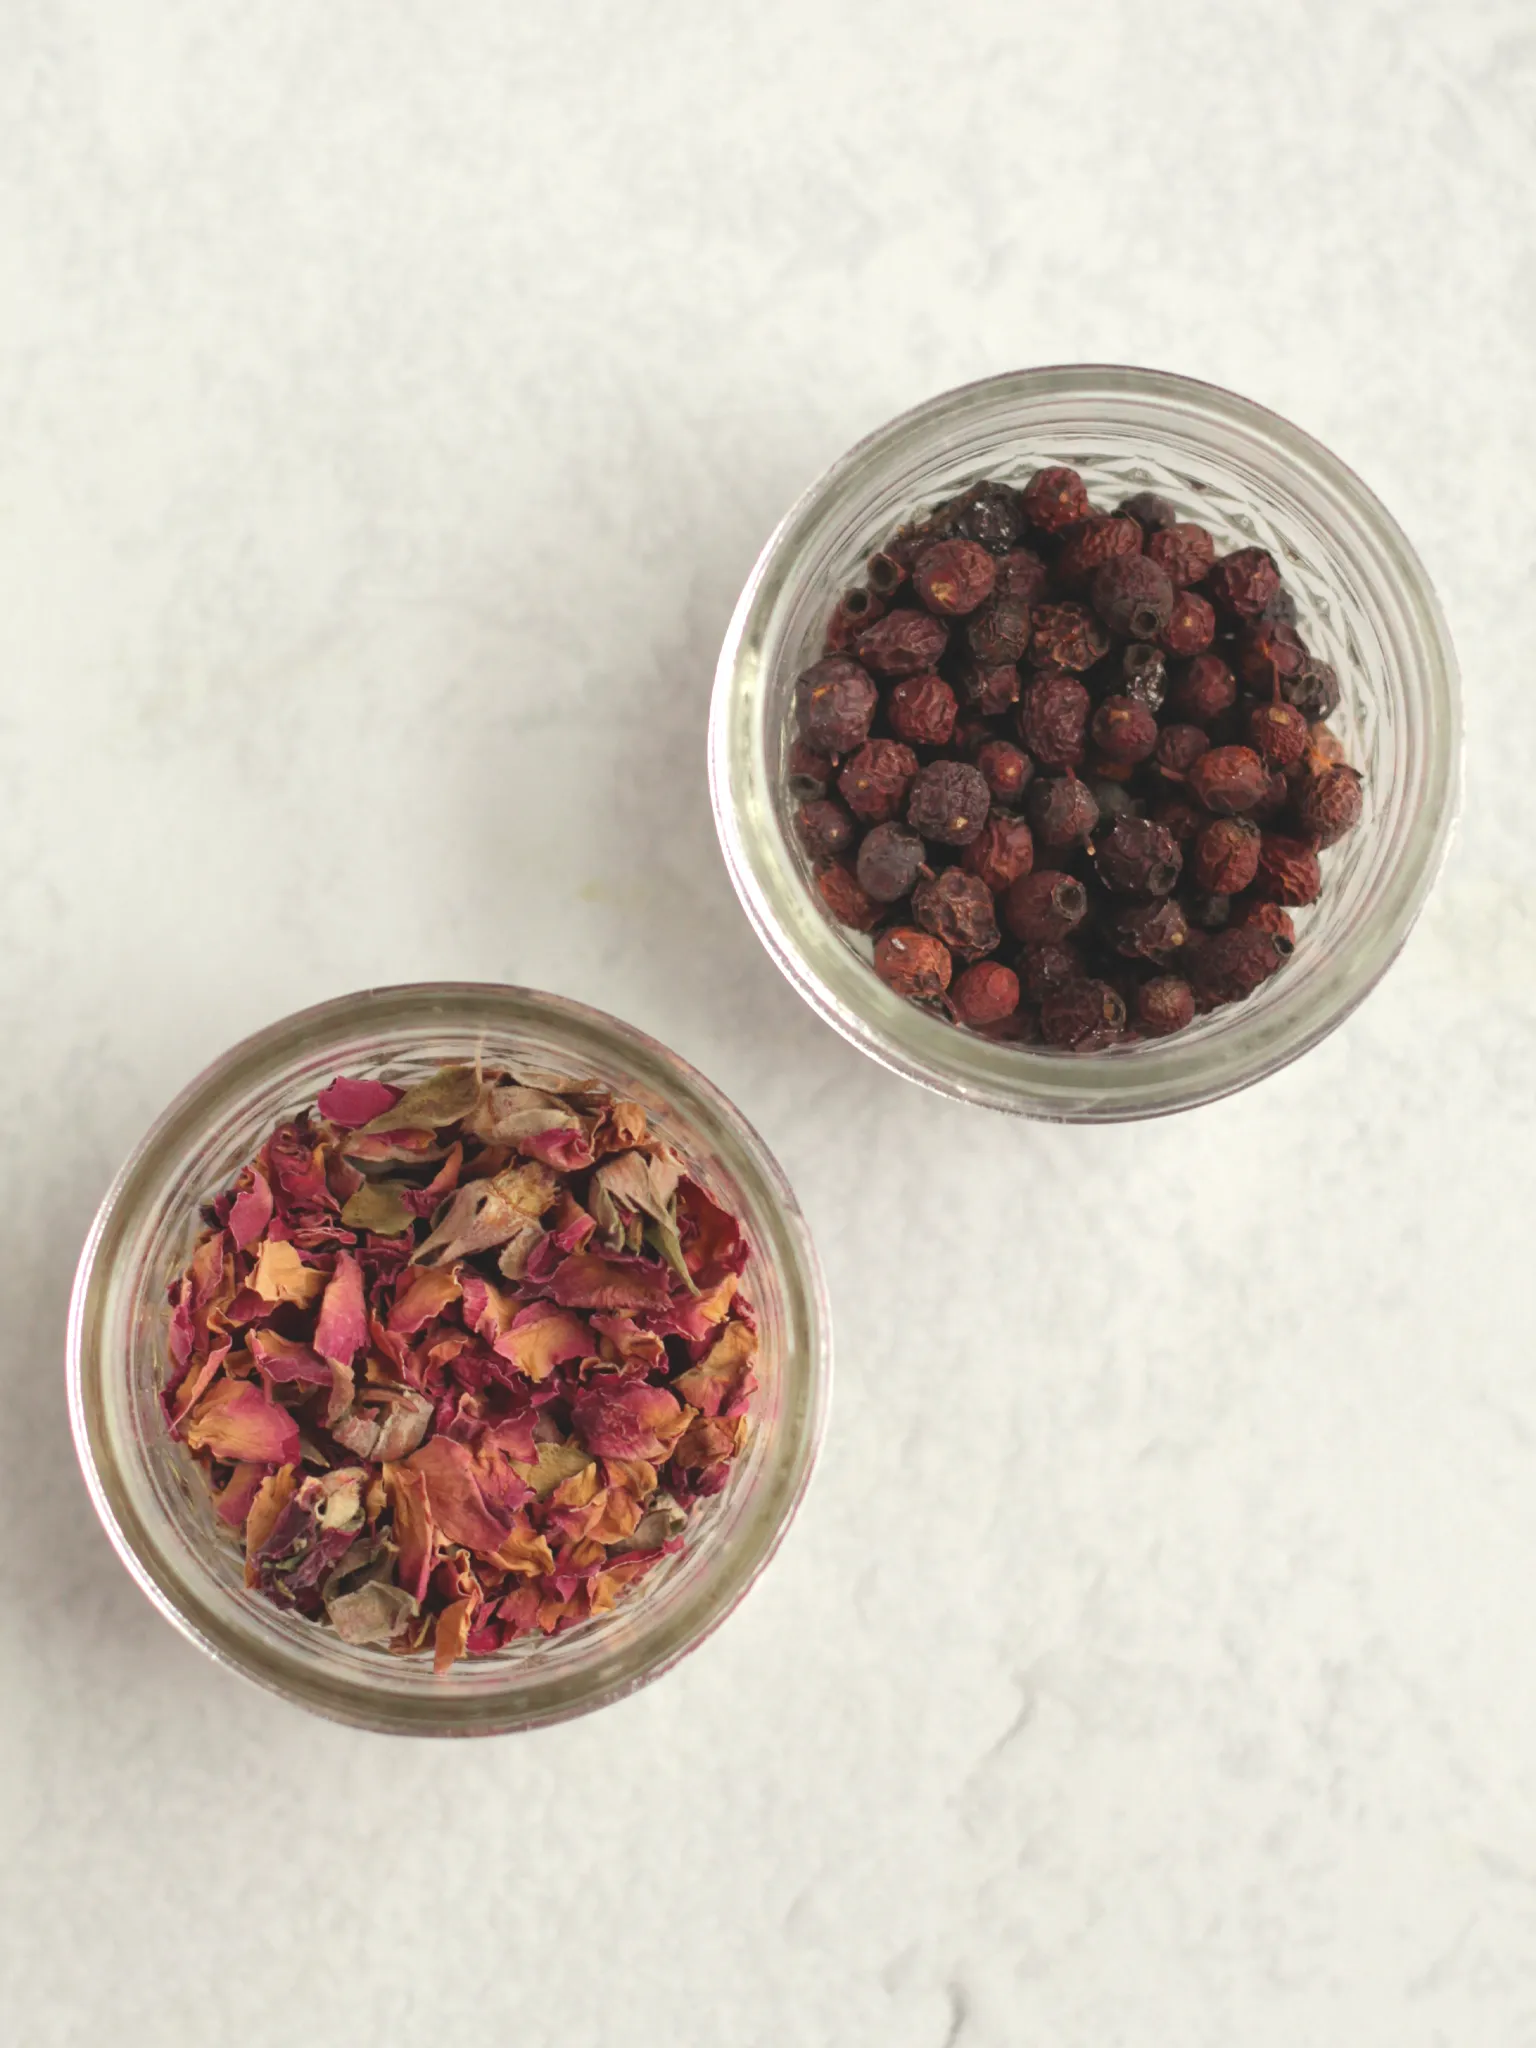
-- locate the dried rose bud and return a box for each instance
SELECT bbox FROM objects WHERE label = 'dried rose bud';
[1146,522,1216,589]
[1118,490,1180,533]
[905,759,991,846]
[1153,723,1211,780]
[1237,620,1308,694]
[1187,745,1269,816]
[1091,695,1159,765]
[1093,816,1182,899]
[1091,555,1175,640]
[1022,938,1083,999]
[888,672,958,747]
[1247,699,1310,769]
[817,862,880,932]
[1207,547,1281,620]
[1232,899,1297,947]
[913,538,998,616]
[1021,466,1091,535]
[949,480,1025,554]
[1283,655,1341,722]
[867,550,906,598]
[796,797,856,859]
[1191,815,1261,894]
[1031,601,1110,672]
[1027,773,1099,850]
[874,927,952,1000]
[1002,869,1089,944]
[1109,897,1190,963]
[1295,764,1363,845]
[1168,654,1237,726]
[788,739,834,796]
[1135,975,1196,1036]
[838,739,919,823]
[796,657,877,755]
[1158,590,1216,658]
[949,960,1021,1029]
[974,739,1032,803]
[1054,516,1141,590]
[855,822,927,903]
[955,658,1022,715]
[1254,833,1323,905]
[961,813,1035,893]
[854,609,949,677]
[1121,642,1168,712]
[912,868,1001,960]
[965,597,1034,666]
[1189,924,1288,1003]
[993,547,1050,605]
[1018,672,1090,769]
[1040,978,1127,1049]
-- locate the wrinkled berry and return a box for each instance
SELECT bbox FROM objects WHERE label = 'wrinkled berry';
[866,550,906,598]
[906,759,990,845]
[1029,602,1108,672]
[949,480,1025,555]
[1207,547,1281,620]
[1295,764,1363,846]
[1158,590,1216,658]
[854,609,950,677]
[839,739,919,823]
[1091,555,1175,640]
[873,927,952,1000]
[1027,773,1099,849]
[855,822,927,903]
[1040,979,1127,1049]
[1094,816,1182,899]
[1282,655,1341,722]
[796,797,857,859]
[1091,695,1159,765]
[1189,924,1287,1003]
[1003,869,1089,944]
[1022,939,1083,999]
[1135,975,1196,1036]
[1153,723,1211,779]
[1191,815,1261,894]
[1109,897,1190,963]
[1121,642,1168,712]
[888,673,959,748]
[1146,522,1216,589]
[1247,699,1310,769]
[912,868,1001,960]
[822,587,883,653]
[1187,745,1269,815]
[1254,833,1323,905]
[1018,672,1091,769]
[948,960,1021,1029]
[1021,466,1091,535]
[955,659,1022,715]
[788,739,834,797]
[1054,516,1141,590]
[965,598,1033,666]
[1118,490,1180,533]
[993,547,1050,605]
[975,739,1033,803]
[796,657,877,754]
[961,812,1035,892]
[1237,620,1307,695]
[1232,900,1297,947]
[1168,654,1237,726]
[816,862,879,932]
[913,538,997,616]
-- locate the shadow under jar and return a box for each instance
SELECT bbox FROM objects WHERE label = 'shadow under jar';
[710,366,1461,1121]
[68,984,830,1735]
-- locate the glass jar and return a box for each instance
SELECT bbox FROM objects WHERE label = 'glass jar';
[710,366,1461,1120]
[67,984,830,1734]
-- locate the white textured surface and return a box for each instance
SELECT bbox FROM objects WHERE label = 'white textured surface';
[2,4,1534,2042]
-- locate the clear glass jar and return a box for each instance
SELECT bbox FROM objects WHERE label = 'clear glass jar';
[67,984,830,1734]
[710,366,1461,1120]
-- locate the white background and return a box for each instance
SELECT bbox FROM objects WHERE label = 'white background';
[2,4,1534,2043]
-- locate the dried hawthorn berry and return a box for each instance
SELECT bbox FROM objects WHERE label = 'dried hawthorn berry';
[1247,699,1310,769]
[1003,870,1089,944]
[1021,939,1083,999]
[1090,694,1159,766]
[1091,555,1175,640]
[1189,924,1287,1003]
[1153,723,1211,780]
[1040,979,1126,1049]
[974,739,1032,803]
[1158,589,1216,658]
[1030,602,1109,672]
[1121,642,1168,712]
[1054,516,1141,590]
[949,960,1020,1029]
[912,868,1001,960]
[1146,522,1216,589]
[1237,620,1307,694]
[854,609,949,677]
[796,797,856,859]
[817,862,880,932]
[961,812,1035,892]
[1018,673,1091,768]
[906,759,990,845]
[1109,897,1190,964]
[866,550,906,598]
[949,480,1025,555]
[855,822,927,903]
[1185,889,1232,931]
[1136,975,1196,1036]
[1027,773,1099,849]
[1232,899,1296,947]
[993,547,1050,605]
[1295,764,1363,845]
[796,657,877,754]
[873,927,952,1000]
[955,659,1022,715]
[1021,466,1092,536]
[788,739,834,796]
[823,587,884,655]
[913,538,997,616]
[1118,490,1180,533]
[1187,745,1269,815]
[1207,547,1281,620]
[965,597,1033,666]
[1191,815,1261,894]
[1168,653,1237,725]
[1254,833,1323,905]
[839,739,919,823]
[1093,816,1182,899]
[1283,655,1341,722]
[888,672,959,747]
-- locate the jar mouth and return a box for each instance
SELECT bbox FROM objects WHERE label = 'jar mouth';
[710,364,1462,1121]
[68,983,831,1733]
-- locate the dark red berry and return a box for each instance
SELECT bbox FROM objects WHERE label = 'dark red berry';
[1054,516,1141,591]
[1121,642,1168,712]
[866,550,906,598]
[1189,924,1288,1003]
[1091,695,1159,766]
[1283,655,1341,722]
[1136,976,1196,1036]
[1187,745,1269,816]
[955,659,1022,715]
[913,538,997,617]
[1295,764,1363,846]
[787,739,834,796]
[796,657,877,755]
[1254,834,1322,906]
[854,609,949,677]
[1002,870,1089,944]
[1091,555,1175,639]
[961,813,1035,893]
[1029,603,1108,672]
[1109,898,1190,964]
[796,797,856,859]
[948,481,1025,555]
[1146,522,1216,589]
[1237,620,1308,694]
[1247,700,1310,769]
[873,927,952,1000]
[905,760,990,846]
[1117,490,1180,533]
[974,739,1032,803]
[964,598,1033,666]
[1158,590,1215,658]
[1018,673,1091,769]
[855,822,927,903]
[1094,815,1182,899]
[1191,815,1261,894]
[949,960,1020,1029]
[1207,547,1281,620]
[1022,939,1083,1000]
[1232,900,1297,947]
[1153,723,1211,779]
[888,673,958,748]
[816,863,879,932]
[822,587,883,653]
[1021,466,1091,535]
[1027,774,1099,849]
[993,547,1050,605]
[838,739,919,823]
[1040,979,1127,1049]
[912,868,1001,960]
[1168,654,1237,725]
